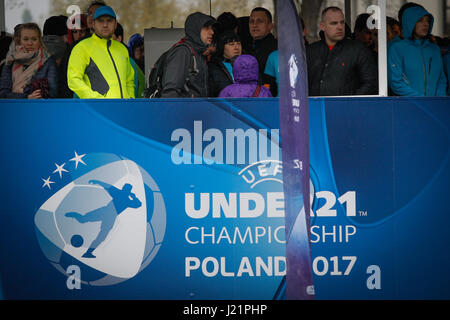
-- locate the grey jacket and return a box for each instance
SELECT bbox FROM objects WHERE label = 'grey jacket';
[161,12,215,98]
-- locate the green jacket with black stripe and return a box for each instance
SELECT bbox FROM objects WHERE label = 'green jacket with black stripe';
[68,33,135,99]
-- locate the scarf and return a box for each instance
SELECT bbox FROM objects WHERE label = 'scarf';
[6,44,50,94]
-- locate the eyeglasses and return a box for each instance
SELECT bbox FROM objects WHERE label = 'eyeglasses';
[72,29,87,35]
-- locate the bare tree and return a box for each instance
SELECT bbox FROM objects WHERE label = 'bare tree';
[272,0,324,42]
[6,0,25,11]
[272,0,301,36]
[50,0,184,41]
[299,0,324,42]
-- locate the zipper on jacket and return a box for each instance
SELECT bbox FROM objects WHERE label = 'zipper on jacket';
[429,58,432,75]
[107,40,124,98]
[421,48,427,96]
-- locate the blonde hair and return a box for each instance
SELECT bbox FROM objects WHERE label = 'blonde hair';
[14,23,43,46]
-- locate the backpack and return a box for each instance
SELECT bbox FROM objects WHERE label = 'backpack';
[144,41,198,98]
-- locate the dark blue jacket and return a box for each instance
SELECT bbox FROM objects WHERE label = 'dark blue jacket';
[0,57,58,98]
[387,7,447,96]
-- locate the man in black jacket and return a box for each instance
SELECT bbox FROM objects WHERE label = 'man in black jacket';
[161,12,216,98]
[307,7,378,96]
[248,7,278,96]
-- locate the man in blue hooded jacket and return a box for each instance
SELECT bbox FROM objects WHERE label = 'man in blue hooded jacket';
[387,6,447,96]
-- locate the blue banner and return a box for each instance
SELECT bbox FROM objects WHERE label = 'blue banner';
[277,0,314,300]
[0,97,449,299]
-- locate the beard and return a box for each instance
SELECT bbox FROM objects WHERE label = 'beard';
[97,30,114,39]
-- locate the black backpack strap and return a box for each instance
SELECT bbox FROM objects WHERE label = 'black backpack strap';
[174,43,199,97]
[176,42,198,75]
[147,42,200,98]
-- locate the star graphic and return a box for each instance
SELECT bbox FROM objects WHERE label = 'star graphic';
[42,177,55,190]
[53,162,69,178]
[69,151,86,169]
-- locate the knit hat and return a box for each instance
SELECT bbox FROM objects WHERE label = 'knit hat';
[128,34,143,49]
[43,15,68,36]
[128,33,144,56]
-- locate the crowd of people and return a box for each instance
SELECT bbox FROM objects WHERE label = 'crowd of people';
[0,1,448,100]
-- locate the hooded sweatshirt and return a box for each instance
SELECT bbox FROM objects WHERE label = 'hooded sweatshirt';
[219,54,272,98]
[161,12,215,98]
[387,6,447,96]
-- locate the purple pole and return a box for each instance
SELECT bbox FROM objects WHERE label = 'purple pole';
[277,0,315,300]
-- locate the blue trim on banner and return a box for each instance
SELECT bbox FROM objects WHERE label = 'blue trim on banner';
[83,103,174,156]
[209,99,279,134]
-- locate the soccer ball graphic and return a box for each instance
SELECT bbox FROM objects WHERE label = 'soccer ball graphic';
[34,153,166,286]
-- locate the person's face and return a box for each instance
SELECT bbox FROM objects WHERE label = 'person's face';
[203,44,216,58]
[200,25,214,45]
[414,15,430,39]
[387,25,395,42]
[87,4,102,31]
[134,44,144,61]
[72,28,88,42]
[302,26,308,38]
[20,28,41,52]
[93,16,117,39]
[249,11,273,40]
[223,41,242,59]
[370,29,378,51]
[392,24,401,37]
[112,33,122,43]
[355,29,373,47]
[320,10,345,45]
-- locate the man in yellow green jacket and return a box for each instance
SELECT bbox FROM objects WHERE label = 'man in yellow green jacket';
[68,6,135,99]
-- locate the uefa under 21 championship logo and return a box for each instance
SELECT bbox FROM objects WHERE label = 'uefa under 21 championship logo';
[34,152,166,287]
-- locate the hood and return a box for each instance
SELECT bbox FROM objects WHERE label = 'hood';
[233,54,259,83]
[185,12,216,53]
[401,6,434,40]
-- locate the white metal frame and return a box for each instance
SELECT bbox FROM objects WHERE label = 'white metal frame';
[377,0,388,97]
[343,0,388,97]
[0,0,388,97]
[0,0,5,33]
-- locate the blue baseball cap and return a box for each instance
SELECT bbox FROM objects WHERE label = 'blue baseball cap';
[93,6,117,20]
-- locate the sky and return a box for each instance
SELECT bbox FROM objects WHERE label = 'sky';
[5,0,51,33]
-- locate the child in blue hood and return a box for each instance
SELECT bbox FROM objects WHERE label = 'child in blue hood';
[387,6,447,96]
